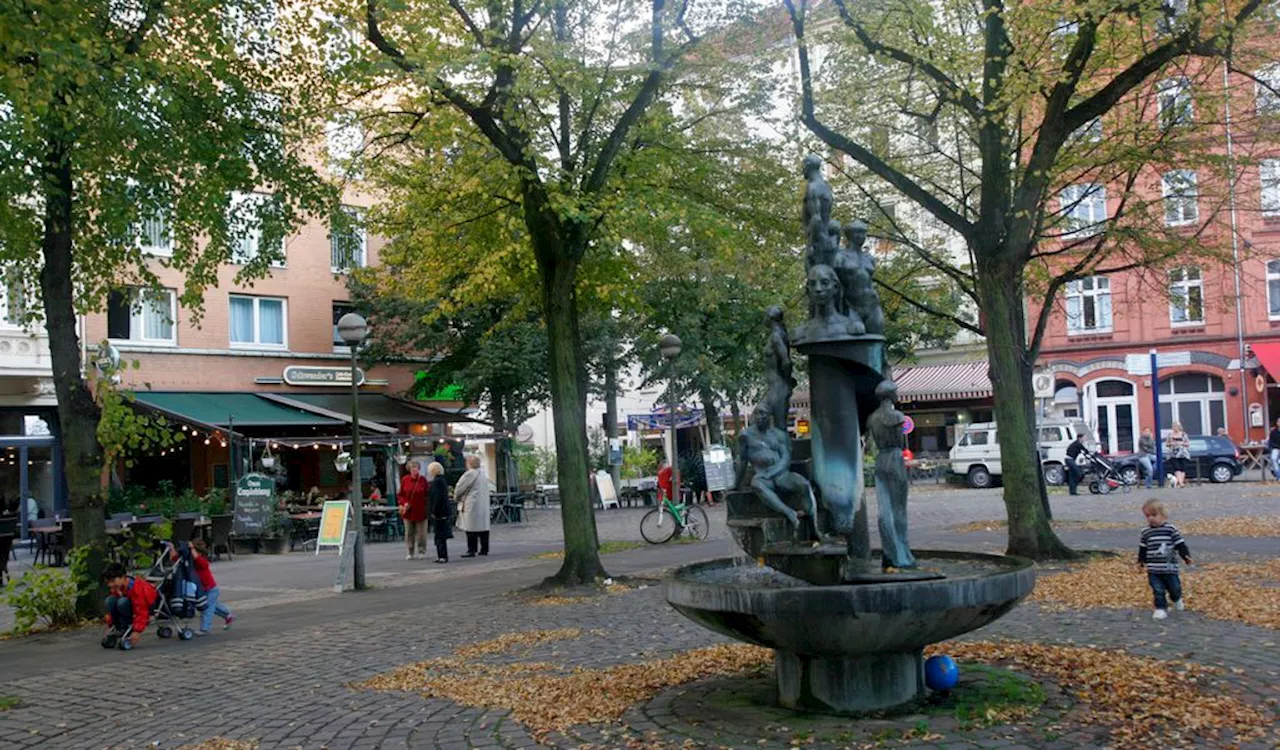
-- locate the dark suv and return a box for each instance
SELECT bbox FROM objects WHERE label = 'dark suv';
[1118,435,1243,485]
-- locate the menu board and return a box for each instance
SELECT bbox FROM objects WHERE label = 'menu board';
[232,472,276,537]
[703,445,736,492]
[317,501,351,553]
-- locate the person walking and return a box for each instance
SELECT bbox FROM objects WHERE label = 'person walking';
[1137,428,1157,489]
[1065,433,1087,496]
[398,461,429,559]
[1166,423,1191,489]
[455,455,491,558]
[427,461,451,563]
[1268,418,1280,483]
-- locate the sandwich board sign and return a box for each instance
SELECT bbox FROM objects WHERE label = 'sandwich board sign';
[317,500,351,555]
[232,473,275,537]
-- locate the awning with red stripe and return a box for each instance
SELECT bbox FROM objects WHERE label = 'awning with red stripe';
[1250,341,1280,381]
[893,361,992,403]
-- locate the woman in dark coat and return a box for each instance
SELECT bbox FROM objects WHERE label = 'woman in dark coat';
[426,461,451,563]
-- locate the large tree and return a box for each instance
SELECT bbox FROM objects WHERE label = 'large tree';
[350,0,767,583]
[0,0,332,573]
[786,0,1275,558]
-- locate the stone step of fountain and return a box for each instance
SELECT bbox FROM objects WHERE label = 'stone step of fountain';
[728,515,813,558]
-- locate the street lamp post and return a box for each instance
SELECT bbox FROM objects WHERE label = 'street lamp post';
[659,334,683,506]
[337,312,369,590]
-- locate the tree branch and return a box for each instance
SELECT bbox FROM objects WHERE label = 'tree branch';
[875,277,983,335]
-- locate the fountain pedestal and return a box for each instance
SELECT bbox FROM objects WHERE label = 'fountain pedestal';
[777,650,923,714]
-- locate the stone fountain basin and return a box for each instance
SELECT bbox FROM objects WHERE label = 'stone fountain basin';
[665,551,1034,658]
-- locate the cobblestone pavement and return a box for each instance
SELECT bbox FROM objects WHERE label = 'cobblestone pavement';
[0,482,1277,749]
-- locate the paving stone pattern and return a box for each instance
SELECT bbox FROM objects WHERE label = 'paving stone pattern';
[2,571,1278,749]
[2,483,1279,749]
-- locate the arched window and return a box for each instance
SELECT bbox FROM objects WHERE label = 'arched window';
[1158,374,1226,436]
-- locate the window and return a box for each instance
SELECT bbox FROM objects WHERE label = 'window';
[228,191,285,267]
[1059,183,1106,237]
[1157,0,1187,32]
[1157,78,1193,129]
[137,210,171,257]
[1,273,25,326]
[106,288,176,344]
[1256,65,1280,115]
[229,295,286,348]
[1262,260,1280,323]
[325,114,364,178]
[1069,118,1103,143]
[961,431,989,447]
[332,302,356,347]
[1065,276,1112,334]
[1168,266,1204,326]
[1038,427,1065,443]
[1261,160,1280,218]
[1158,373,1226,436]
[1162,170,1199,226]
[330,206,366,273]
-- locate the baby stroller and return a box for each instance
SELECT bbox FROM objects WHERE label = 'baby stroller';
[145,541,207,641]
[1080,448,1135,495]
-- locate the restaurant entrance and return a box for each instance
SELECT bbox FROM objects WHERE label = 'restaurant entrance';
[0,407,65,538]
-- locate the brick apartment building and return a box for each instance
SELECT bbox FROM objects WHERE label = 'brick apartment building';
[1,163,477,521]
[1033,63,1280,453]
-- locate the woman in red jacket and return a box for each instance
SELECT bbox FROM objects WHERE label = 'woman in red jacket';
[399,461,430,559]
[102,562,158,649]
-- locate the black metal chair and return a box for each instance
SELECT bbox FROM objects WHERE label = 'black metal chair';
[48,520,72,567]
[290,517,318,551]
[209,514,234,560]
[0,516,16,560]
[171,516,198,542]
[0,534,13,584]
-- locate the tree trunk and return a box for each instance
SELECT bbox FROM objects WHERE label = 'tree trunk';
[491,392,513,494]
[974,254,1076,560]
[699,384,723,446]
[728,399,742,456]
[539,255,607,585]
[604,352,621,495]
[39,138,108,609]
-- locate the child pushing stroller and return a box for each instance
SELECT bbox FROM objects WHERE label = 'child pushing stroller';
[101,541,207,650]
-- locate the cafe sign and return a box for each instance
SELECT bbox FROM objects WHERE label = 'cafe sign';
[283,365,366,387]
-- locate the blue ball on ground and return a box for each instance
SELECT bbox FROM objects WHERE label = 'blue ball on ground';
[924,655,959,691]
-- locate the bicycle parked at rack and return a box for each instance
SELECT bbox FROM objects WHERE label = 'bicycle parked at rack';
[639,495,710,544]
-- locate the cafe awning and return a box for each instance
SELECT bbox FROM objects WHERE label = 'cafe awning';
[894,361,992,403]
[1250,341,1280,381]
[131,392,344,429]
[273,393,490,426]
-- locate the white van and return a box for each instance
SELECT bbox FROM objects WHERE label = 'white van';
[948,419,1092,489]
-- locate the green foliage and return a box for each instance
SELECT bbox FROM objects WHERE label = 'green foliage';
[515,444,558,485]
[95,358,182,479]
[111,521,173,573]
[260,511,292,540]
[2,546,95,635]
[106,482,225,518]
[621,445,660,480]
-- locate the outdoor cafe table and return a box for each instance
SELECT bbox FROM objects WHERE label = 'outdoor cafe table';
[1240,443,1272,481]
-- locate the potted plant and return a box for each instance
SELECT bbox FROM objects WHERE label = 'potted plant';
[257,511,292,554]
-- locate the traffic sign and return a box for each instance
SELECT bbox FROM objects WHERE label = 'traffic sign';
[902,416,915,435]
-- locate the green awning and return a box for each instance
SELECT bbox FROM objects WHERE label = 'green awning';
[281,393,486,425]
[131,392,344,428]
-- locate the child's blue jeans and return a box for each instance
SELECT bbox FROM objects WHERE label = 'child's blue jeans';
[200,586,232,632]
[1148,571,1183,610]
[105,595,133,632]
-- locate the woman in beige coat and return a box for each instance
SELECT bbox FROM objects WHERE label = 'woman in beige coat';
[455,455,492,557]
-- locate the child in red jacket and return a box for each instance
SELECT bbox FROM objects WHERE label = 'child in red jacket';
[101,562,158,650]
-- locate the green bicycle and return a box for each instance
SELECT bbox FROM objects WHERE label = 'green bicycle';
[639,496,710,544]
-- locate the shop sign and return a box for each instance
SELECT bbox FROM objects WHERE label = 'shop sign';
[796,419,810,435]
[283,365,366,387]
[232,472,276,537]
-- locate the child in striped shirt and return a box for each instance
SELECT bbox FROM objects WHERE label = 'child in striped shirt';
[1137,499,1193,620]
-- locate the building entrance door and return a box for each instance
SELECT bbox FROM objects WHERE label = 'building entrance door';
[1086,379,1138,454]
[1,435,62,538]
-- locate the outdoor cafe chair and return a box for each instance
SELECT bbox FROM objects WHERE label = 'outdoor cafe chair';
[209,514,234,561]
[0,533,12,584]
[171,516,197,543]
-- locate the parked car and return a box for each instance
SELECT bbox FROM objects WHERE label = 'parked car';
[1115,435,1242,484]
[949,419,1094,489]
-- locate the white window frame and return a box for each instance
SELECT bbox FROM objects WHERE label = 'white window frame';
[325,114,364,178]
[228,294,288,350]
[1059,183,1106,237]
[0,275,24,328]
[137,209,172,257]
[109,288,178,346]
[228,191,286,268]
[1256,65,1280,115]
[1162,170,1199,227]
[1157,78,1193,128]
[1065,276,1113,335]
[1266,260,1280,320]
[1168,266,1204,327]
[330,206,366,274]
[1261,159,1280,218]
